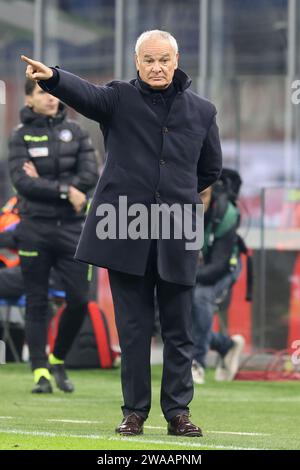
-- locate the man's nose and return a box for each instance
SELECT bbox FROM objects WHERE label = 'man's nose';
[152,62,162,73]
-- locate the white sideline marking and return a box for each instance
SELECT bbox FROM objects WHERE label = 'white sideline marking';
[0,416,270,437]
[196,397,300,403]
[145,426,269,436]
[45,419,269,436]
[47,419,102,424]
[207,430,270,436]
[113,437,262,451]
[0,429,265,450]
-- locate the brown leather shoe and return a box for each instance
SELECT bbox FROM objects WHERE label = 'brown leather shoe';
[168,413,203,437]
[115,413,145,436]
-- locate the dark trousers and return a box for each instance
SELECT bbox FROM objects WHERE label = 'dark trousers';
[108,241,194,422]
[18,218,89,370]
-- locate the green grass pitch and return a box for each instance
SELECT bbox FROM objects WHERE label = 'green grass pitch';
[0,363,300,450]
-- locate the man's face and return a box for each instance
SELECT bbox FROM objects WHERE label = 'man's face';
[135,38,179,89]
[26,85,59,117]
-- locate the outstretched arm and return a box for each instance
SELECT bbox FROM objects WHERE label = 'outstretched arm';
[21,55,119,123]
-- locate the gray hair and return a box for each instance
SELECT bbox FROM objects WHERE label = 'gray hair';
[135,30,178,56]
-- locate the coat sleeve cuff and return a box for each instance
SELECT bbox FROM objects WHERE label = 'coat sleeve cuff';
[38,67,60,92]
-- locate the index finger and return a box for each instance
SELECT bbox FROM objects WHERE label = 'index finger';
[20,55,37,66]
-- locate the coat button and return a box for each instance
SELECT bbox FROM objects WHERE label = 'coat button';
[155,191,161,198]
[162,127,169,133]
[160,159,166,165]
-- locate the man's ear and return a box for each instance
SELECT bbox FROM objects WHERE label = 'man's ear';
[174,52,179,70]
[135,54,139,71]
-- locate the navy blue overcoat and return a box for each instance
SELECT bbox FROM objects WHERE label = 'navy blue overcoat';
[40,68,222,285]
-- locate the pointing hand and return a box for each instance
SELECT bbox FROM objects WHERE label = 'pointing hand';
[21,55,53,81]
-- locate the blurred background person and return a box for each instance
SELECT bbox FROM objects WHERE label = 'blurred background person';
[8,79,98,393]
[192,172,246,385]
[0,196,23,299]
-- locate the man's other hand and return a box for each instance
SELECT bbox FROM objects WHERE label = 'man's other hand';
[68,186,87,213]
[21,55,53,81]
[23,161,39,178]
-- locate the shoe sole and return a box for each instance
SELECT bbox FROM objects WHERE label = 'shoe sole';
[116,431,143,436]
[56,385,74,393]
[31,387,53,394]
[168,430,203,437]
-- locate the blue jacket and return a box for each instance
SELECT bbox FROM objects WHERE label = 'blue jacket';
[40,68,222,285]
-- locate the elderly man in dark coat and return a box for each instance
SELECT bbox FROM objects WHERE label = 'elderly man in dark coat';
[21,29,222,437]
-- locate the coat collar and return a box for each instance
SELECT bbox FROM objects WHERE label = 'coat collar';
[131,68,192,95]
